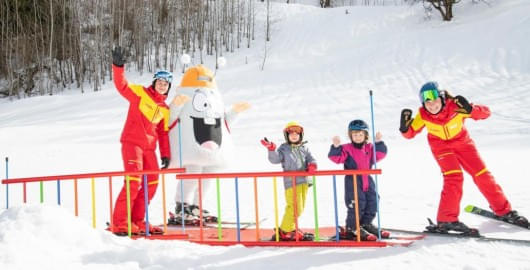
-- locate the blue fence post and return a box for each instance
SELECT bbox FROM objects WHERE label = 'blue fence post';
[235,177,241,242]
[178,121,185,232]
[332,175,340,242]
[5,157,8,209]
[57,180,61,205]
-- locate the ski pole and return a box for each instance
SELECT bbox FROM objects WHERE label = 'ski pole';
[369,90,382,240]
[178,119,185,232]
[5,157,8,209]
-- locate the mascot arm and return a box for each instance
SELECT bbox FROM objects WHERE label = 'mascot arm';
[225,102,250,126]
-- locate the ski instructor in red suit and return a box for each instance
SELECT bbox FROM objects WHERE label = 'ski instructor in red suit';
[110,46,172,235]
[399,81,527,233]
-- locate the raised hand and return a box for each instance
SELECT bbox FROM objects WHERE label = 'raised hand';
[260,137,276,151]
[332,136,341,147]
[454,95,473,114]
[375,131,383,142]
[399,108,413,133]
[112,46,126,67]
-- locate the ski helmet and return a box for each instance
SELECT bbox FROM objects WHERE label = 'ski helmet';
[419,81,441,104]
[348,119,369,143]
[153,70,173,95]
[419,81,446,113]
[348,119,368,131]
[283,121,304,144]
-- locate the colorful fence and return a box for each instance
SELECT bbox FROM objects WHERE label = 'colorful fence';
[1,167,383,246]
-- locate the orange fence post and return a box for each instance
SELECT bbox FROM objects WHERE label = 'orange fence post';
[91,177,96,228]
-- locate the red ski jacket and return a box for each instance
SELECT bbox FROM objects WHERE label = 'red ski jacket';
[112,64,170,158]
[402,98,490,148]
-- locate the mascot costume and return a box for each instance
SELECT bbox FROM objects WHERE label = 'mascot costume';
[167,63,249,225]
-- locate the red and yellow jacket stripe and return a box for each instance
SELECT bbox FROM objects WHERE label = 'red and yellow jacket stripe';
[112,65,170,158]
[402,98,490,144]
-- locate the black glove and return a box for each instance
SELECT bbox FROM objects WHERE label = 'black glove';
[399,108,413,133]
[161,157,170,169]
[454,95,472,114]
[112,46,126,67]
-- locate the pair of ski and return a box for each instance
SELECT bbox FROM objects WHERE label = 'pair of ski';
[384,205,530,245]
[167,214,264,230]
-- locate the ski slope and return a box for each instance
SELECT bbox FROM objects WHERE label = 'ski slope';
[1,1,530,269]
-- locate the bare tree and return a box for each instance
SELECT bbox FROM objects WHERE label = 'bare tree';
[407,0,461,21]
[1,0,263,99]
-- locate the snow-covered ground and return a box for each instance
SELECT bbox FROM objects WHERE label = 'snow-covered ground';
[1,1,530,269]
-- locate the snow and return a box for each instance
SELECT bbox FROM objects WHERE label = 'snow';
[2,1,530,269]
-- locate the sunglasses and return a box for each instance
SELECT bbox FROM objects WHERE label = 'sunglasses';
[421,89,440,102]
[285,126,303,134]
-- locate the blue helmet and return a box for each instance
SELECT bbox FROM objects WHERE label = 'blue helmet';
[154,70,173,83]
[153,70,173,95]
[419,81,440,104]
[348,119,368,131]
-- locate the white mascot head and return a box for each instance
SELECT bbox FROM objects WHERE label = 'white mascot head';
[169,64,234,167]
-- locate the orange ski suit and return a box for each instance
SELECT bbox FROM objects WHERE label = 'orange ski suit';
[402,98,512,222]
[112,64,171,227]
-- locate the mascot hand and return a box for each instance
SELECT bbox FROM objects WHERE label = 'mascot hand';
[260,137,276,151]
[233,102,250,113]
[171,95,190,106]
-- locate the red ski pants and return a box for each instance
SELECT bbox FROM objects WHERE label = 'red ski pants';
[112,143,160,226]
[431,140,511,222]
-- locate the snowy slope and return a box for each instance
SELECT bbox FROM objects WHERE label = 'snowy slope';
[2,1,530,269]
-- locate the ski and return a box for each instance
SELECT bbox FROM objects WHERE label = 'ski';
[464,204,530,229]
[260,236,414,247]
[167,214,266,230]
[324,232,424,241]
[383,227,530,245]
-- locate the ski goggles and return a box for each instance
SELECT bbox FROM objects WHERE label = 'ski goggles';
[154,70,173,83]
[421,89,440,103]
[285,126,303,134]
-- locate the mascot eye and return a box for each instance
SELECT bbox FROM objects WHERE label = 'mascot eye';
[192,92,209,112]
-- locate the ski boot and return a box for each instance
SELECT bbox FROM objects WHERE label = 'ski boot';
[498,210,529,228]
[362,223,390,239]
[271,229,314,241]
[425,218,480,237]
[168,211,200,226]
[134,220,164,235]
[108,222,140,236]
[335,226,377,241]
[186,204,218,223]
